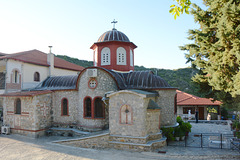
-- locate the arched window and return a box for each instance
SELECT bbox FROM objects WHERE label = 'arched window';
[15,98,21,114]
[34,72,40,82]
[130,49,133,66]
[84,97,92,118]
[12,70,19,83]
[120,105,132,124]
[94,97,104,118]
[117,47,126,65]
[61,98,68,116]
[101,47,111,65]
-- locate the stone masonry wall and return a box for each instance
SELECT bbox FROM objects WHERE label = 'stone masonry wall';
[109,92,147,137]
[3,93,51,137]
[78,69,118,130]
[146,109,160,134]
[156,89,176,127]
[34,93,52,133]
[52,90,79,126]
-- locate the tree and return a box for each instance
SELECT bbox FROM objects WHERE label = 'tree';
[181,0,240,108]
[170,0,192,19]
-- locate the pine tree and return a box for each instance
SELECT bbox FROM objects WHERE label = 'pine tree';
[181,0,240,101]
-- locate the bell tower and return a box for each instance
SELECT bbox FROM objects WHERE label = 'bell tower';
[90,20,137,72]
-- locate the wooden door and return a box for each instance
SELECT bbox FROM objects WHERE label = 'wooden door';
[198,107,204,120]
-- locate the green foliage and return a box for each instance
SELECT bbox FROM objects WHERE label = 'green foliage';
[176,116,183,125]
[57,55,204,97]
[220,107,228,119]
[181,0,240,108]
[232,120,240,131]
[170,0,191,19]
[207,106,218,113]
[56,55,93,68]
[162,127,175,141]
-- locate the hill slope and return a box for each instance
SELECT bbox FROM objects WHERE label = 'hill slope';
[56,55,201,96]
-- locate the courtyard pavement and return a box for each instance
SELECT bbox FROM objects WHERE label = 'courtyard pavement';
[0,123,239,160]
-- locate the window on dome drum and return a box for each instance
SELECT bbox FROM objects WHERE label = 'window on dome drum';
[130,50,133,66]
[117,47,126,65]
[84,97,92,118]
[15,98,21,114]
[34,72,40,82]
[101,47,110,65]
[13,70,19,83]
[183,107,195,114]
[61,98,68,116]
[94,97,104,118]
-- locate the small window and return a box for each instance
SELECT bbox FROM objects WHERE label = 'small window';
[183,107,195,114]
[88,79,97,89]
[94,97,104,118]
[34,72,40,82]
[84,97,92,118]
[15,98,21,114]
[117,47,126,65]
[13,70,19,83]
[61,98,68,116]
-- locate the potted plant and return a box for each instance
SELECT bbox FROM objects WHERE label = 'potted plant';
[181,122,192,136]
[174,126,181,141]
[162,127,175,141]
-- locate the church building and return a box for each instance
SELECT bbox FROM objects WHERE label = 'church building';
[1,24,177,151]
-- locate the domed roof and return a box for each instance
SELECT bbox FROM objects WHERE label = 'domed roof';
[97,29,130,42]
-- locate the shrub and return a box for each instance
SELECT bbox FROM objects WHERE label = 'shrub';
[162,127,175,141]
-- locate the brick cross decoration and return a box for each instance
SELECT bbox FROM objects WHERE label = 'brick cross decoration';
[40,103,49,117]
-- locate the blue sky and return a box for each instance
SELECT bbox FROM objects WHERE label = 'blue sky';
[0,0,203,69]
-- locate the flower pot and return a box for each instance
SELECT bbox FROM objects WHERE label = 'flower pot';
[181,136,185,141]
[175,137,180,141]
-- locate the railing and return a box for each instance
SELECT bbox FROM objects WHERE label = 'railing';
[167,132,239,152]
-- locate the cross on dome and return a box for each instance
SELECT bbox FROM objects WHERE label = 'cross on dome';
[111,19,118,29]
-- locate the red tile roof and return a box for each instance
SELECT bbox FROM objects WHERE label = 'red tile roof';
[0,90,52,97]
[0,49,84,71]
[177,90,222,106]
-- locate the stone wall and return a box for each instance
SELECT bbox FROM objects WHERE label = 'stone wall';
[109,92,147,137]
[52,90,79,126]
[146,109,160,134]
[3,93,52,137]
[78,69,118,130]
[156,89,176,127]
[56,133,110,149]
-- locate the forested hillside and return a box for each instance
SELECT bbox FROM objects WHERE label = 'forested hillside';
[56,55,201,97]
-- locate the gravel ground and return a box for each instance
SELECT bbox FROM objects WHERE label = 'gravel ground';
[0,123,239,160]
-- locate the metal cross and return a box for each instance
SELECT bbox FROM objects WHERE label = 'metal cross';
[111,19,118,29]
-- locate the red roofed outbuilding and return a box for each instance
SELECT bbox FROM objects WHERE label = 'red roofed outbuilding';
[176,90,222,120]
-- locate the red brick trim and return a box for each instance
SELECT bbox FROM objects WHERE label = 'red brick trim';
[83,96,105,119]
[11,128,46,132]
[119,104,133,125]
[83,96,92,118]
[88,78,98,89]
[93,96,105,119]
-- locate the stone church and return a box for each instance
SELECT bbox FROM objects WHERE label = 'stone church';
[1,26,177,151]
